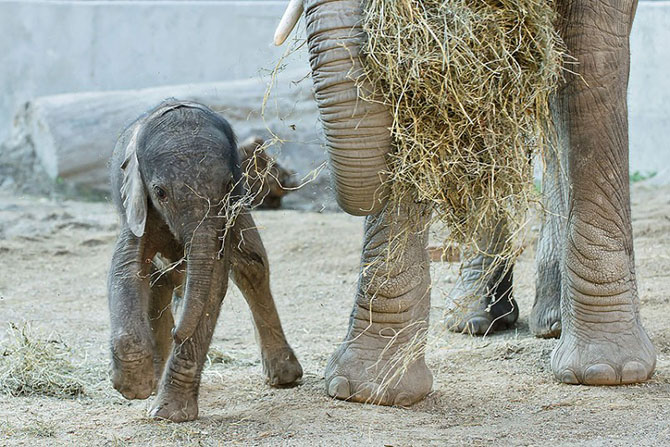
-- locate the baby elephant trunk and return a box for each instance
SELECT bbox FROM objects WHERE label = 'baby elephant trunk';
[173,219,229,344]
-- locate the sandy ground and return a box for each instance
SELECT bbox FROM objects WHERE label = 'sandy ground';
[0,184,669,446]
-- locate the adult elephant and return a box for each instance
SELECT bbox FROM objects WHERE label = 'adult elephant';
[275,0,656,405]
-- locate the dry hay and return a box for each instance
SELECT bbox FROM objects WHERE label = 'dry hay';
[0,323,87,398]
[360,0,564,261]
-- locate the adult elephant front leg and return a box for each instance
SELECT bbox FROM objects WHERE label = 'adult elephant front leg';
[551,0,656,384]
[281,0,431,404]
[326,199,433,406]
[531,106,567,339]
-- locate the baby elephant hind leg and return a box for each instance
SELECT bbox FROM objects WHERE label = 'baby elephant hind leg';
[230,212,303,387]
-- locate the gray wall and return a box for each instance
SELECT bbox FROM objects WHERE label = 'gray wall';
[0,0,308,144]
[629,1,670,182]
[0,0,668,182]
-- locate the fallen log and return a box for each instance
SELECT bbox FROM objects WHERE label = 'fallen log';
[8,71,326,200]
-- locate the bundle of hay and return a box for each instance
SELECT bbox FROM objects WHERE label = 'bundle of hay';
[360,0,564,257]
[0,323,86,398]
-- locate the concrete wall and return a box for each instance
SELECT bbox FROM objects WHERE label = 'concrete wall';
[0,0,668,183]
[0,0,308,144]
[629,1,670,183]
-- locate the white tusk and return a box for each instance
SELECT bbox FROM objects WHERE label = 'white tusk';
[274,0,304,46]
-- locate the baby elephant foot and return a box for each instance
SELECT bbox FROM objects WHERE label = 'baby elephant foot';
[110,334,155,400]
[262,346,303,387]
[325,338,433,407]
[149,388,198,422]
[552,324,656,385]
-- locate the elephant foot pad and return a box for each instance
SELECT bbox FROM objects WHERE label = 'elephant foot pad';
[551,325,656,385]
[149,392,198,422]
[324,339,433,407]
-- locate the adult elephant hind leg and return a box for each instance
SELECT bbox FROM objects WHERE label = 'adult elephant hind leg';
[325,199,433,406]
[531,117,566,339]
[445,222,518,336]
[551,0,655,385]
[229,212,302,387]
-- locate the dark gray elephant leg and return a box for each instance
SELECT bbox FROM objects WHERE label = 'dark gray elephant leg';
[531,110,567,339]
[445,222,518,335]
[230,212,303,386]
[325,198,432,406]
[109,209,181,399]
[551,0,656,384]
[108,228,156,400]
[148,254,230,422]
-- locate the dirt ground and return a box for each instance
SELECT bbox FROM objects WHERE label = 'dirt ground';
[0,183,669,446]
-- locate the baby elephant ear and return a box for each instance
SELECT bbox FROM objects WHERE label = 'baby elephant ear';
[120,124,147,237]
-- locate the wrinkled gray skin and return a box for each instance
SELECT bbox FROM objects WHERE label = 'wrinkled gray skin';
[108,101,302,422]
[444,222,518,336]
[278,0,656,406]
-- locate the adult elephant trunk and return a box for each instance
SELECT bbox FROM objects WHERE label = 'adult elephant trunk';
[173,219,229,343]
[278,0,394,216]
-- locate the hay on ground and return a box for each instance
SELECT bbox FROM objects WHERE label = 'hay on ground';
[0,323,87,398]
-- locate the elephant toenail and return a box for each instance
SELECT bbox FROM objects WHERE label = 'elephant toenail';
[621,361,649,384]
[327,376,351,399]
[559,369,579,384]
[393,392,414,407]
[583,364,617,385]
[466,317,491,335]
[550,321,561,334]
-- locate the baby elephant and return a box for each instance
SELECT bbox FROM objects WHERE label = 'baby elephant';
[107,100,302,422]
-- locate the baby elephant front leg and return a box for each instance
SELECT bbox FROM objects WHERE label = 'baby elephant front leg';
[149,334,212,422]
[149,254,230,422]
[108,229,156,400]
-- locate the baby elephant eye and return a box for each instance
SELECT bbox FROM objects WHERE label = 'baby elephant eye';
[153,186,168,201]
